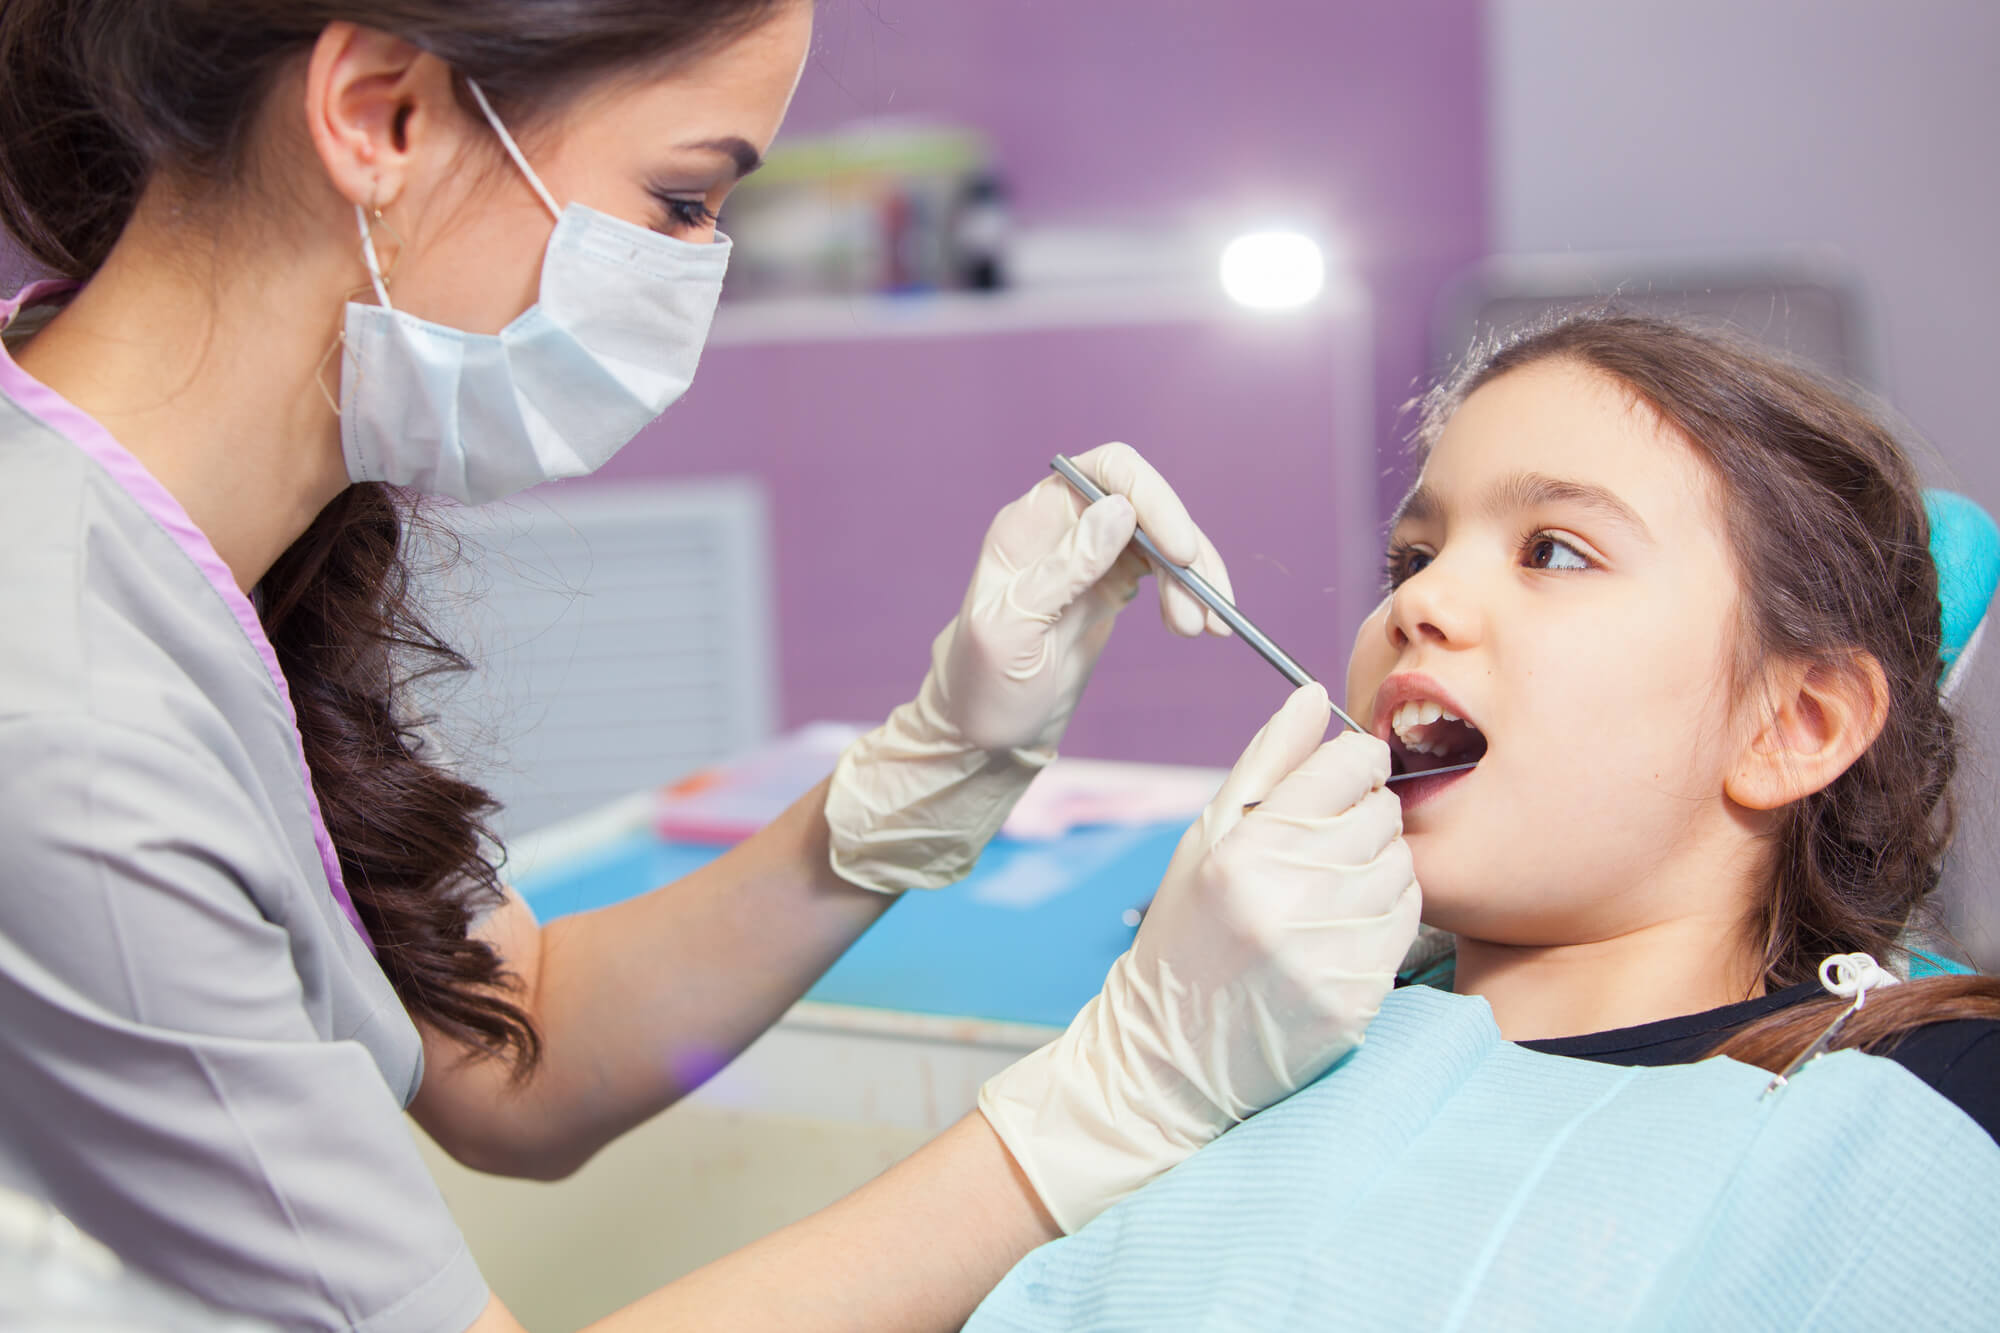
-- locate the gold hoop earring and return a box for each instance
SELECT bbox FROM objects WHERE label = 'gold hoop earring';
[320,198,407,417]
[315,324,348,419]
[356,195,402,296]
[312,197,402,412]
[360,201,404,292]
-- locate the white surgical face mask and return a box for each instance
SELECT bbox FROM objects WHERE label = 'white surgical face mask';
[338,79,732,505]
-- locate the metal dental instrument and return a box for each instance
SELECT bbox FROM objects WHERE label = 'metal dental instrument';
[1049,454,1478,787]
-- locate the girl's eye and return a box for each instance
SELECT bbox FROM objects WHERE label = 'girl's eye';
[1383,543,1434,590]
[1525,533,1591,572]
[650,191,719,233]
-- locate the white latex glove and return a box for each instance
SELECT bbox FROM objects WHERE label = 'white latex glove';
[825,442,1234,893]
[978,682,1421,1233]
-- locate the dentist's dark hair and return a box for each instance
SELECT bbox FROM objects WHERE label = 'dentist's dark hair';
[1419,310,2000,1070]
[0,0,790,1077]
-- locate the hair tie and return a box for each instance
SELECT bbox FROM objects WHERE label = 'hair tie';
[1763,952,1900,1097]
[1818,952,1901,1003]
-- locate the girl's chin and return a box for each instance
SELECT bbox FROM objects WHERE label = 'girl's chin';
[1402,858,1520,938]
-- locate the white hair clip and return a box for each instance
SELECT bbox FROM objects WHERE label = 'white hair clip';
[1762,952,1902,1096]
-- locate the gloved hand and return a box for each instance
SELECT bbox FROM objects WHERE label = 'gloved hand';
[978,683,1421,1233]
[825,442,1233,893]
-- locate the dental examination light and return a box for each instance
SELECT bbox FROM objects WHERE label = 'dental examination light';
[1219,231,1326,310]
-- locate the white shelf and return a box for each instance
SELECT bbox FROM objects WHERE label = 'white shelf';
[707,277,1367,347]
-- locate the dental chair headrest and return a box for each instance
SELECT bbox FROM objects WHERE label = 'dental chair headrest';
[1912,489,1998,978]
[1927,489,2000,699]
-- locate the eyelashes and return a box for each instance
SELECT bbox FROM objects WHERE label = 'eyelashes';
[1523,533,1591,573]
[1383,540,1431,591]
[647,186,719,233]
[1382,530,1595,591]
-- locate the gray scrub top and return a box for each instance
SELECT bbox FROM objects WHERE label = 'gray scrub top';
[0,285,490,1332]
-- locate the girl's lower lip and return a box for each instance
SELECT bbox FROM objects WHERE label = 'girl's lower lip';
[1391,764,1476,811]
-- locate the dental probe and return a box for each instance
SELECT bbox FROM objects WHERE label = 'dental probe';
[1048,454,1478,788]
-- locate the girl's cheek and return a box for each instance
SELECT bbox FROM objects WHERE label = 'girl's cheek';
[1345,607,1395,716]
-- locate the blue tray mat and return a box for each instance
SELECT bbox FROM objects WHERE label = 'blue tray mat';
[517,822,1186,1029]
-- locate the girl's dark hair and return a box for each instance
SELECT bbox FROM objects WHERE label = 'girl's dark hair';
[0,0,786,1074]
[1420,310,2000,1070]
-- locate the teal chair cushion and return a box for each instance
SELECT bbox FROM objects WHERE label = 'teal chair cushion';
[1925,489,2000,688]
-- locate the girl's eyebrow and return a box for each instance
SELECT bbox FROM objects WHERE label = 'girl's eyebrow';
[1392,471,1655,543]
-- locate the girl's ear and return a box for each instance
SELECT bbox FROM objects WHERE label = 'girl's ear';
[1726,653,1890,811]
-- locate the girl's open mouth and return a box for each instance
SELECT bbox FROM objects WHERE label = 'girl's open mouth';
[1387,700,1488,777]
[1385,699,1486,806]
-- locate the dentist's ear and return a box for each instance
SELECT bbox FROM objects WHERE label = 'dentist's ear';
[302,22,460,214]
[1725,652,1890,810]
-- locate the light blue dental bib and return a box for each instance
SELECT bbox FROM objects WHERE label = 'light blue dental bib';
[970,986,2000,1331]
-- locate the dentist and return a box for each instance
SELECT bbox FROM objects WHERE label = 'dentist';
[0,4,1418,1329]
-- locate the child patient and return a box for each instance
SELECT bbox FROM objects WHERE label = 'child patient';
[969,311,2000,1329]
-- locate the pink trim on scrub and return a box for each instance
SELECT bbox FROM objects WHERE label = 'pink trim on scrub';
[0,280,375,952]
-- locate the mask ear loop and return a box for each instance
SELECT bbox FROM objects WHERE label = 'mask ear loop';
[464,78,564,222]
[317,195,404,416]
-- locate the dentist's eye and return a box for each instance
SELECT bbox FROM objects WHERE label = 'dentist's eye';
[1524,533,1591,572]
[1383,541,1434,590]
[648,188,719,233]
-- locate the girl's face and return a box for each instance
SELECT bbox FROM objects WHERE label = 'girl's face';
[1345,359,1764,947]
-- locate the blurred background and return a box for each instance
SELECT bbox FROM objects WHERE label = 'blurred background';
[8,0,1998,947]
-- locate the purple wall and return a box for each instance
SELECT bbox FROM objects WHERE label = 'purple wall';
[596,0,1489,765]
[784,0,1488,507]
[591,304,1378,767]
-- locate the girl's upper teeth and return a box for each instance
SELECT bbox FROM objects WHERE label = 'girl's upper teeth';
[1390,698,1473,751]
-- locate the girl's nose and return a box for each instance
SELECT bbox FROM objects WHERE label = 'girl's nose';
[1384,555,1482,652]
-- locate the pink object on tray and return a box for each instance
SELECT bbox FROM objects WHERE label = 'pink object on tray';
[654,724,1225,845]
[654,723,862,844]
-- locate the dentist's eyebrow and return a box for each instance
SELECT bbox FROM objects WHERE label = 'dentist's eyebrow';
[679,136,763,180]
[1487,470,1654,542]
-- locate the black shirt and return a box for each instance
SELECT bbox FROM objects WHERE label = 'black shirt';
[1518,981,2000,1145]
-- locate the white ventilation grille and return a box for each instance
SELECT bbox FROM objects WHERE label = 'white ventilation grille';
[416,478,777,841]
